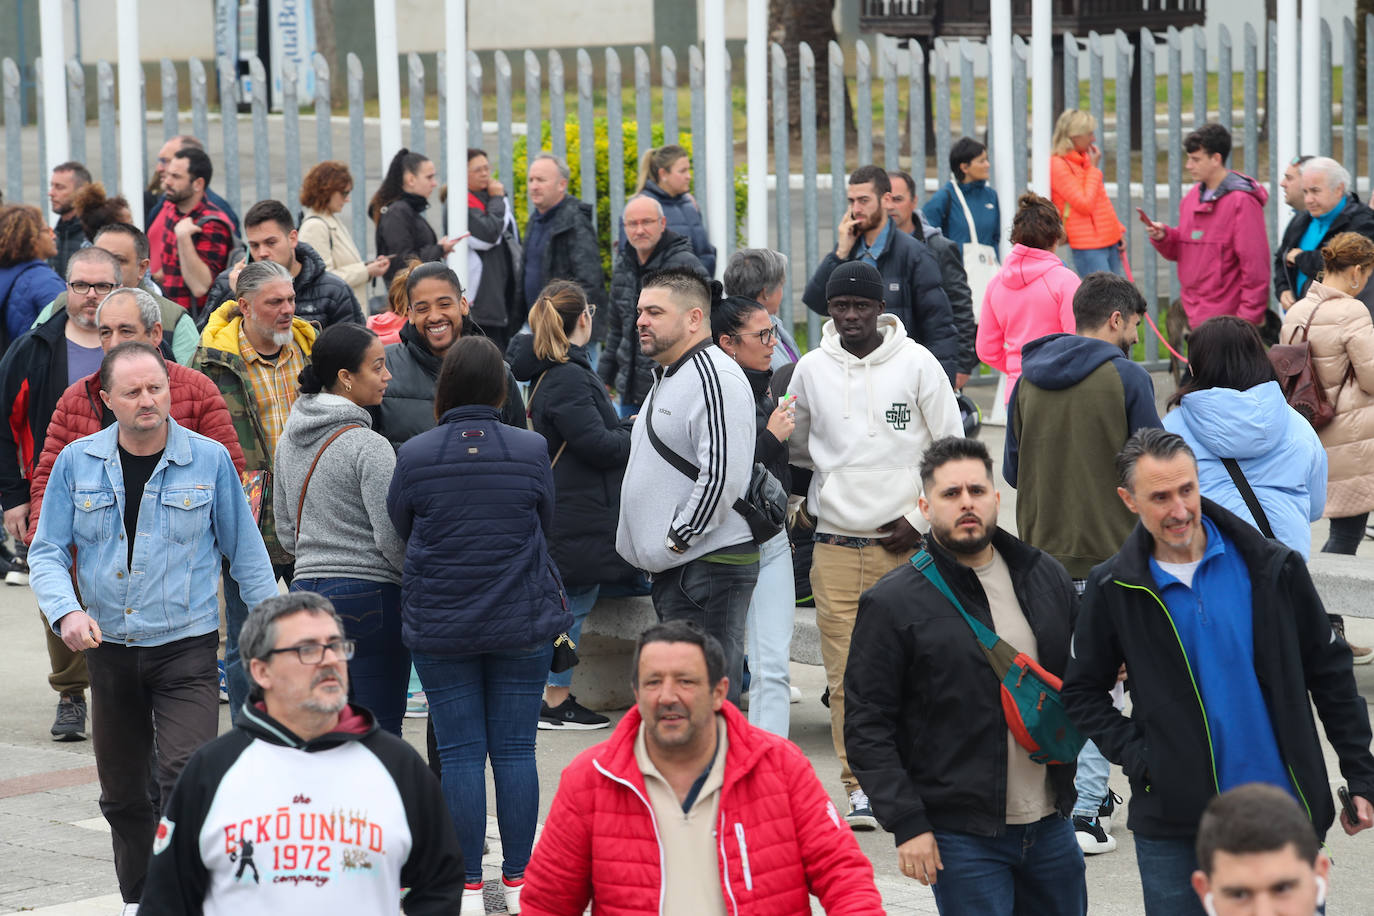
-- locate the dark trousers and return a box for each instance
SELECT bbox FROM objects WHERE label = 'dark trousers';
[651,552,759,706]
[222,558,292,717]
[85,630,219,903]
[1323,512,1369,555]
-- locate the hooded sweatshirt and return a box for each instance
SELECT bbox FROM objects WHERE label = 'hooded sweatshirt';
[273,392,406,583]
[788,314,963,538]
[1150,171,1271,326]
[976,244,1080,402]
[1163,382,1327,559]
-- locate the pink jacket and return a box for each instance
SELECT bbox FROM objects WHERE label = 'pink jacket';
[1150,171,1271,326]
[521,702,885,916]
[976,244,1080,402]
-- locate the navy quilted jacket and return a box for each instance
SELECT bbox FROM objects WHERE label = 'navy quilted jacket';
[387,404,571,655]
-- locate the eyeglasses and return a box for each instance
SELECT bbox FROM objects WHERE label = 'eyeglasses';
[734,326,776,346]
[70,281,117,296]
[264,639,356,665]
[585,303,597,318]
[624,219,661,231]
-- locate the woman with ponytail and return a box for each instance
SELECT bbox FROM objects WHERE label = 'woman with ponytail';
[619,144,716,273]
[508,280,635,729]
[370,148,458,286]
[272,322,410,733]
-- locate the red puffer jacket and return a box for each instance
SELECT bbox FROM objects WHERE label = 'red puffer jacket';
[522,702,885,916]
[26,362,246,542]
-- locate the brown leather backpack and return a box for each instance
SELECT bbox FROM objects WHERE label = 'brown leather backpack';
[1269,302,1348,430]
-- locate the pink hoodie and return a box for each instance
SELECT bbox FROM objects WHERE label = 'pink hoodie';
[976,244,1080,402]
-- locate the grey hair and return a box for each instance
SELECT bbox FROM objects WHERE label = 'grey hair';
[96,287,161,332]
[624,194,665,220]
[531,151,571,182]
[1116,427,1196,491]
[1301,156,1351,194]
[238,592,346,695]
[723,248,790,301]
[235,259,293,301]
[65,245,121,284]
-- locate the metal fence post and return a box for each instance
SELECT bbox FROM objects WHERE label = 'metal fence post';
[1139,28,1159,345]
[607,48,625,245]
[1011,35,1028,195]
[1268,20,1277,235]
[249,56,270,204]
[1343,17,1357,182]
[909,41,926,189]
[219,56,242,221]
[771,42,792,326]
[635,46,651,163]
[467,52,483,151]
[36,61,46,206]
[724,48,736,258]
[1319,18,1332,159]
[98,60,117,188]
[525,49,543,157]
[190,58,209,148]
[437,52,446,185]
[959,37,975,140]
[829,41,846,222]
[934,39,950,187]
[160,58,178,141]
[800,41,820,348]
[882,40,899,173]
[549,51,566,165]
[495,51,513,189]
[139,66,148,198]
[347,52,366,251]
[691,45,707,212]
[67,59,86,165]
[313,53,331,162]
[1114,31,1132,261]
[1088,32,1104,144]
[577,49,596,222]
[3,59,21,203]
[1243,24,1258,182]
[856,40,872,166]
[283,58,301,215]
[662,47,678,146]
[1167,26,1182,302]
[1063,32,1079,110]
[408,52,426,156]
[1217,25,1232,134]
[1192,25,1207,129]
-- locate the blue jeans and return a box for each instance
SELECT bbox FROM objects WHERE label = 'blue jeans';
[1134,834,1206,916]
[745,532,794,737]
[1071,244,1125,278]
[291,577,407,736]
[413,643,553,883]
[651,553,759,707]
[548,584,598,689]
[1073,740,1111,817]
[222,558,291,718]
[930,815,1087,916]
[617,400,639,419]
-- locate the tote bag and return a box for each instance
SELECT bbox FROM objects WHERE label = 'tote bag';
[951,180,1000,322]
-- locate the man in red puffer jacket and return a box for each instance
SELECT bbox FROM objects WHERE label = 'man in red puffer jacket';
[522,620,884,916]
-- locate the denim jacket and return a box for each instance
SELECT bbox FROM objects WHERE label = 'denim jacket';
[30,417,279,647]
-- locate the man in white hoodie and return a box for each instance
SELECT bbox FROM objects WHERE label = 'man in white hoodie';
[788,260,962,828]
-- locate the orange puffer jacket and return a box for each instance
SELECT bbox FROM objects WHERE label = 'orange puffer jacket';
[26,361,245,543]
[1050,150,1125,251]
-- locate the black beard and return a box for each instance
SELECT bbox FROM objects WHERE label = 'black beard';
[931,520,995,557]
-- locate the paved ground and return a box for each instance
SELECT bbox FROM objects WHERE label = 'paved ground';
[3,378,1373,914]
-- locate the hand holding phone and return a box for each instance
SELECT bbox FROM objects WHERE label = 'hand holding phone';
[1339,786,1359,824]
[1135,207,1153,226]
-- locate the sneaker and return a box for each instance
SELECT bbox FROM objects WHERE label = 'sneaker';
[51,694,87,741]
[217,661,229,703]
[820,686,830,709]
[538,696,610,730]
[789,685,801,704]
[459,881,484,915]
[120,904,139,916]
[846,788,878,830]
[502,874,523,914]
[1097,790,1123,834]
[1073,814,1117,854]
[405,691,429,718]
[1352,644,1374,666]
[5,555,28,586]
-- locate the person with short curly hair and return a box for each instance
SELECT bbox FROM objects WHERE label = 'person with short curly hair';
[299,161,389,309]
[71,183,132,243]
[0,205,67,346]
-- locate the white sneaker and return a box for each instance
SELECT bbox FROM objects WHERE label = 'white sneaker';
[502,875,523,913]
[460,881,484,915]
[846,788,878,830]
[789,685,801,703]
[120,905,139,916]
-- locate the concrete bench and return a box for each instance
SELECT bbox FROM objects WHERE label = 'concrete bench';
[1308,554,1374,621]
[573,596,821,710]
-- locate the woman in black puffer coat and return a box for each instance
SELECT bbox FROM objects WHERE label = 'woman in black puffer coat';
[509,280,636,730]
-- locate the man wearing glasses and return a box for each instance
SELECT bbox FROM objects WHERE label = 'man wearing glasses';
[141,592,464,914]
[28,341,279,916]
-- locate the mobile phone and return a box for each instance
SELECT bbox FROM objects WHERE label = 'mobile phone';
[1135,207,1153,226]
[1339,786,1360,823]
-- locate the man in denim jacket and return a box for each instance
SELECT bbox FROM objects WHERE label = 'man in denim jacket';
[29,340,278,913]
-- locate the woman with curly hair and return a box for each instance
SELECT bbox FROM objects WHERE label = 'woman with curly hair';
[71,183,133,243]
[0,205,66,346]
[299,160,390,309]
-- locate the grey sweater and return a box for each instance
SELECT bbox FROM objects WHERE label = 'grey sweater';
[273,393,405,583]
[616,340,756,573]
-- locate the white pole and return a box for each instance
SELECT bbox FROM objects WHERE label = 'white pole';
[989,0,1015,249]
[39,0,69,222]
[745,0,768,248]
[1277,0,1299,234]
[1030,0,1052,196]
[704,0,729,280]
[374,0,403,168]
[115,0,143,227]
[1299,0,1319,151]
[445,0,469,286]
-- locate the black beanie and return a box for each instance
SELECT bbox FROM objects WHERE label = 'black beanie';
[825,260,884,303]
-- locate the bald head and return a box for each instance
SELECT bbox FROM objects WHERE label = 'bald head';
[624,195,667,263]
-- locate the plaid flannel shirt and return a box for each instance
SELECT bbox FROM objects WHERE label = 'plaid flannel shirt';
[157,198,233,310]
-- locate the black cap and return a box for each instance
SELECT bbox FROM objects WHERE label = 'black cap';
[825,260,884,303]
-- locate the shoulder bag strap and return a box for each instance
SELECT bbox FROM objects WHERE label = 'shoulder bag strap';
[910,549,1001,652]
[1219,458,1276,540]
[950,180,980,243]
[296,424,363,540]
[643,385,751,516]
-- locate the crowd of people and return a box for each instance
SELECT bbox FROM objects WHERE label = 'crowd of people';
[0,115,1372,916]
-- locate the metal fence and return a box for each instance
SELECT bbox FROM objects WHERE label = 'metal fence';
[3,18,1371,370]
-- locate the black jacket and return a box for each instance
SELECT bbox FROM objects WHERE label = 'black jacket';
[467,188,523,334]
[49,215,87,280]
[377,192,445,287]
[923,230,978,375]
[509,334,638,587]
[746,366,790,495]
[1273,192,1374,301]
[1062,499,1374,840]
[0,310,71,509]
[517,197,607,340]
[803,220,960,383]
[199,241,364,331]
[600,232,707,406]
[845,529,1079,843]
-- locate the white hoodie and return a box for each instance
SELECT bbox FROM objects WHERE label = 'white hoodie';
[788,314,963,537]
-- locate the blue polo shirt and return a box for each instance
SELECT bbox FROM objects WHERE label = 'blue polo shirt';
[1148,516,1294,798]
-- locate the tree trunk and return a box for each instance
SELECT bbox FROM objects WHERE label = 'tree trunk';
[311,0,347,109]
[768,0,853,138]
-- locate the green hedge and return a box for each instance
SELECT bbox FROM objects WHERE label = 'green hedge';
[505,120,748,278]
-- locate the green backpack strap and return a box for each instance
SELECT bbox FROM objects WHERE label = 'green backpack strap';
[910,549,1000,652]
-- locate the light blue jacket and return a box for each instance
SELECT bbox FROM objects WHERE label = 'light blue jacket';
[1163,381,1327,559]
[30,417,278,646]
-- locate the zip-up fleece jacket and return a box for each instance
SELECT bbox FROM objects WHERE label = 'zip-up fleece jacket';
[616,340,756,573]
[788,314,963,538]
[192,301,318,563]
[520,701,884,915]
[976,244,1080,402]
[1062,499,1374,840]
[139,702,464,915]
[1050,150,1125,250]
[845,530,1079,843]
[1150,171,1271,326]
[26,362,245,543]
[1005,333,1161,578]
